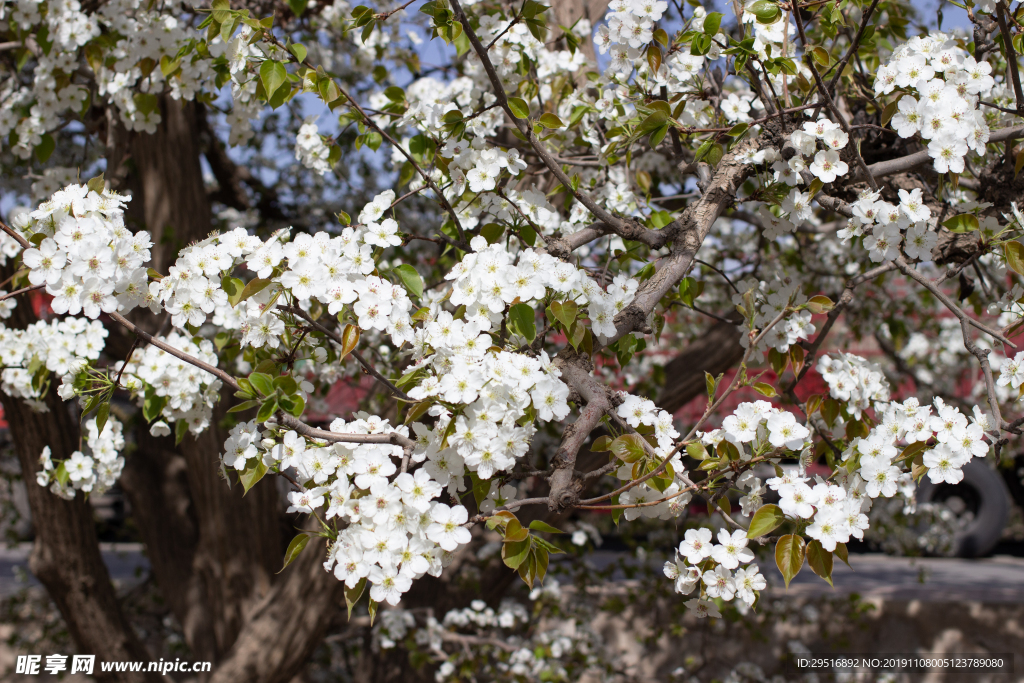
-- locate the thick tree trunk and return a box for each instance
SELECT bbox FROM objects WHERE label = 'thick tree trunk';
[207,535,345,683]
[129,98,213,273]
[1,288,159,683]
[112,95,286,665]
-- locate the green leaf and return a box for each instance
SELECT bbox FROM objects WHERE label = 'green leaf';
[686,442,708,460]
[368,599,378,626]
[805,295,835,314]
[678,277,704,307]
[610,434,646,463]
[635,110,668,138]
[256,398,279,423]
[747,504,785,538]
[248,372,275,397]
[753,382,777,397]
[528,520,564,534]
[222,276,244,306]
[159,55,181,77]
[54,461,69,487]
[175,419,188,446]
[811,46,831,67]
[240,460,268,494]
[278,533,310,573]
[647,43,662,73]
[34,134,55,164]
[1005,241,1024,276]
[549,300,578,329]
[227,399,261,414]
[775,534,806,588]
[289,43,307,62]
[881,98,900,127]
[648,123,670,148]
[508,303,536,342]
[393,264,424,298]
[235,278,272,306]
[750,0,781,23]
[479,223,505,244]
[502,537,532,569]
[538,113,563,129]
[705,371,718,402]
[693,139,714,163]
[507,97,530,119]
[273,375,299,395]
[726,122,749,138]
[703,11,723,34]
[834,541,851,568]
[287,394,305,418]
[259,60,288,100]
[345,578,366,619]
[504,518,529,542]
[86,174,106,194]
[95,402,110,435]
[806,539,833,586]
[591,435,613,452]
[942,213,979,233]
[143,394,167,422]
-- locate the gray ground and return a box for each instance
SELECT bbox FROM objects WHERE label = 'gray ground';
[4,544,1024,602]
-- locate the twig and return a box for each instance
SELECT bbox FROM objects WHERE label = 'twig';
[279,305,417,402]
[0,283,44,302]
[996,1,1024,113]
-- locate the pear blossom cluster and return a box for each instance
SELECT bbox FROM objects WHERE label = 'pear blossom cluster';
[16,184,151,320]
[614,393,690,520]
[846,397,991,490]
[0,0,224,159]
[793,118,851,184]
[765,470,871,551]
[595,0,669,75]
[700,401,811,456]
[663,528,766,614]
[218,413,465,607]
[404,343,555,483]
[35,416,125,498]
[731,276,815,359]
[875,32,998,175]
[817,352,891,419]
[294,117,332,175]
[836,187,937,262]
[0,317,107,413]
[118,332,224,436]
[444,235,638,340]
[998,350,1024,396]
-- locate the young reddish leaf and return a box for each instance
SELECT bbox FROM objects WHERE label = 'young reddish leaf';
[340,324,360,360]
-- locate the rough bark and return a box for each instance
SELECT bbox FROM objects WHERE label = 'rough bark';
[657,321,745,413]
[113,94,285,665]
[129,98,213,273]
[177,394,283,661]
[206,535,345,683]
[1,285,159,683]
[98,91,283,665]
